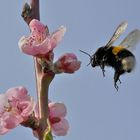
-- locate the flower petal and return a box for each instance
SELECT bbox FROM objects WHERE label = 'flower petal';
[49,102,67,118]
[18,36,38,56]
[18,36,52,56]
[19,98,35,118]
[0,94,8,114]
[29,19,46,33]
[50,26,66,48]
[33,37,52,55]
[2,112,23,129]
[52,119,69,136]
[0,120,9,135]
[6,86,28,101]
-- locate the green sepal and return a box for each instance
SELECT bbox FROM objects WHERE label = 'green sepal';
[43,130,53,140]
[43,119,53,140]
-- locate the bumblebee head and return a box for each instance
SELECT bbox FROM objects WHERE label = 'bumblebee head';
[90,54,98,67]
[90,47,105,67]
[80,47,105,67]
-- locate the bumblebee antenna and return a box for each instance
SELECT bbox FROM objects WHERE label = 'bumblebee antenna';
[79,50,92,58]
[79,50,92,66]
[87,62,91,66]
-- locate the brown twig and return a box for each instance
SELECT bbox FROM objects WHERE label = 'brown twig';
[21,114,39,131]
[21,0,52,140]
[30,0,40,20]
[22,0,40,24]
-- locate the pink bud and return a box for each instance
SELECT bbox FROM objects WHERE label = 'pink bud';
[49,102,69,136]
[51,118,69,136]
[33,101,69,137]
[55,53,81,73]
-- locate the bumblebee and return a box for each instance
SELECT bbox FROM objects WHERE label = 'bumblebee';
[80,21,140,90]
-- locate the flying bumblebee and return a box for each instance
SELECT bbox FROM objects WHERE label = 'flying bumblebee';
[80,21,140,90]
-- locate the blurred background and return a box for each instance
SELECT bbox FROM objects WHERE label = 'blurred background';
[0,0,140,140]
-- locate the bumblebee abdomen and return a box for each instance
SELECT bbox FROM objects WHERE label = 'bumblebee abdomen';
[117,49,135,72]
[121,56,135,72]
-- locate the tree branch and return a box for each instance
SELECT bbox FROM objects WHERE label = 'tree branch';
[22,0,40,24]
[30,0,40,21]
[21,0,52,140]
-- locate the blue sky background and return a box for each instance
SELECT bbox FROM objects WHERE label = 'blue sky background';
[0,0,140,140]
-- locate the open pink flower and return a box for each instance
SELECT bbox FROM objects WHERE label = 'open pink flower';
[0,87,35,135]
[18,19,66,56]
[49,102,69,136]
[54,53,81,73]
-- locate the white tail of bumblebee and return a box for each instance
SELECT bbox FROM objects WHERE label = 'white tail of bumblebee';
[122,56,136,72]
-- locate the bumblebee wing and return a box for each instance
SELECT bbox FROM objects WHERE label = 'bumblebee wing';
[105,21,128,49]
[119,29,140,51]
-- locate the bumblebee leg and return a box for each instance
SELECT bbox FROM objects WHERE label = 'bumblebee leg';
[101,54,109,77]
[101,67,105,77]
[100,62,105,77]
[114,71,120,91]
[114,84,119,91]
[118,79,122,84]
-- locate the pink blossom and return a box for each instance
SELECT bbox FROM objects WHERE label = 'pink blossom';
[0,87,35,135]
[54,53,81,73]
[34,102,69,136]
[18,19,66,56]
[49,102,69,136]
